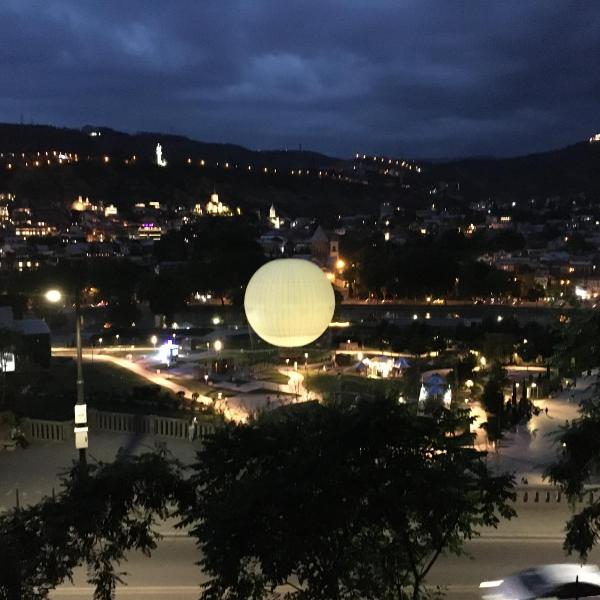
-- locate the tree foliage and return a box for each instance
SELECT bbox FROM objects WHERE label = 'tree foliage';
[546,395,600,560]
[552,312,600,377]
[0,449,185,600]
[179,398,515,600]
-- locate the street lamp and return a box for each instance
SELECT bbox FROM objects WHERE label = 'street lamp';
[45,288,87,466]
[151,335,158,349]
[304,352,309,400]
[213,340,223,376]
[44,289,62,303]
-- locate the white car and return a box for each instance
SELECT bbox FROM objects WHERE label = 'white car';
[480,564,600,599]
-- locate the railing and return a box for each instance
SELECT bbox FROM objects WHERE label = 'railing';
[22,410,216,443]
[512,486,597,504]
[21,418,71,442]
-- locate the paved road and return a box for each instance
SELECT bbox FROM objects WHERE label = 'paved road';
[48,500,599,600]
[50,532,600,600]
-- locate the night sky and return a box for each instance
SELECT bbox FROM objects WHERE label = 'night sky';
[1,1,599,158]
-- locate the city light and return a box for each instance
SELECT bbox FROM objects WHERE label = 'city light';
[156,340,179,365]
[214,340,223,352]
[44,289,62,303]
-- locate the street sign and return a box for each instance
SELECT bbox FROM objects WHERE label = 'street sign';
[74,403,87,425]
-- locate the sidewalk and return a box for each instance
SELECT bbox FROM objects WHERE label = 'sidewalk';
[0,431,200,512]
[479,394,582,484]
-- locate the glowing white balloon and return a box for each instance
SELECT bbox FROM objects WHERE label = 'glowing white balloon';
[244,259,335,347]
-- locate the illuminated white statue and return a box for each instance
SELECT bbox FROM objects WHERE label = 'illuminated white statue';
[156,143,167,167]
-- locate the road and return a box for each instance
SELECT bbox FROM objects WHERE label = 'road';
[48,501,598,600]
[50,534,600,599]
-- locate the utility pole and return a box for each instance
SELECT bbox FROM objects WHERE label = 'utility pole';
[73,299,88,466]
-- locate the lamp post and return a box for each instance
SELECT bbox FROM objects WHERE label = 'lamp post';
[213,340,222,375]
[304,352,309,400]
[45,289,87,466]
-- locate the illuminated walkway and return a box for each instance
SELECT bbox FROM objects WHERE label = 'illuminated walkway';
[52,348,307,423]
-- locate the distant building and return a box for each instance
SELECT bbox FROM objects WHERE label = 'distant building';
[205,193,232,216]
[310,225,339,266]
[71,195,99,212]
[15,223,56,238]
[418,373,452,412]
[589,133,600,143]
[132,223,163,240]
[269,204,280,229]
[0,306,51,369]
[379,202,394,219]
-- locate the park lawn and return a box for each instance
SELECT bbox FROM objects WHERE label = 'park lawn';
[308,373,403,399]
[14,357,180,420]
[254,367,290,385]
[84,361,156,395]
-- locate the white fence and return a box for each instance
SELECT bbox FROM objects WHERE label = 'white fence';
[22,410,216,443]
[23,418,70,442]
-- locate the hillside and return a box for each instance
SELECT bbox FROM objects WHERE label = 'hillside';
[427,141,600,199]
[0,124,414,221]
[0,123,340,170]
[1,122,599,220]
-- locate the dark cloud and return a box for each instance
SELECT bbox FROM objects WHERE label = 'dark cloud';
[0,0,598,157]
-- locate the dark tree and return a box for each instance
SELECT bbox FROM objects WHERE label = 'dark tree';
[552,312,600,377]
[180,398,515,600]
[481,363,507,441]
[546,395,600,559]
[0,449,185,600]
[141,272,189,325]
[106,299,141,329]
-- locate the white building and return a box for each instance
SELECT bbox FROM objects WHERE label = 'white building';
[206,193,232,216]
[418,373,452,412]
